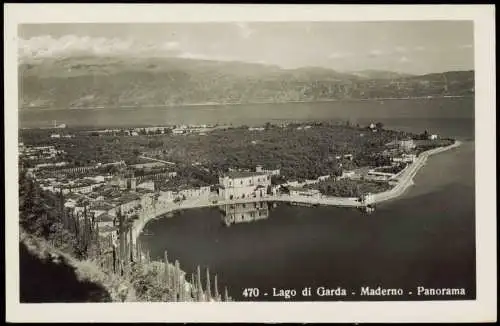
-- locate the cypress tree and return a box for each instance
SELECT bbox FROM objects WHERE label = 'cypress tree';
[196,265,203,301]
[175,260,181,301]
[179,274,184,301]
[206,267,212,301]
[137,241,142,263]
[94,222,100,257]
[58,190,65,226]
[111,234,117,273]
[129,226,134,262]
[214,274,219,301]
[190,273,196,299]
[164,251,170,287]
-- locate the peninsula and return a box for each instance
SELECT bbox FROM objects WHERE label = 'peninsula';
[19,120,459,242]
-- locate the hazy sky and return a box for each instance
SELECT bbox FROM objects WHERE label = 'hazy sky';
[18,21,474,75]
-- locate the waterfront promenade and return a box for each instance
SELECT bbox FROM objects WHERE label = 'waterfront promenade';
[131,140,462,240]
[371,139,462,203]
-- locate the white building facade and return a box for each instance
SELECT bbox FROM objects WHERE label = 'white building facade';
[218,172,271,200]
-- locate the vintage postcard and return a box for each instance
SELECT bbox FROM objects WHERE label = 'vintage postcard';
[4,3,496,323]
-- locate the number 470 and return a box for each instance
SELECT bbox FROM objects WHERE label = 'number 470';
[242,288,260,297]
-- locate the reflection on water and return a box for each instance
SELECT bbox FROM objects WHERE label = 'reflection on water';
[219,202,271,226]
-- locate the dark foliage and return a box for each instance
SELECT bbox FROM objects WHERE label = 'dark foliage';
[19,241,111,303]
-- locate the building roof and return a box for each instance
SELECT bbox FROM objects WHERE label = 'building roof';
[90,201,114,211]
[65,192,83,200]
[135,188,154,194]
[97,212,115,222]
[385,140,399,147]
[115,193,141,204]
[131,162,166,169]
[223,171,268,179]
[99,225,118,233]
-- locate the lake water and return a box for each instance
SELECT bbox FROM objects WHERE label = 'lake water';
[19,97,474,138]
[130,98,476,301]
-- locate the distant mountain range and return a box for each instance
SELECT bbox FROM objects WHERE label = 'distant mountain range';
[18,56,475,109]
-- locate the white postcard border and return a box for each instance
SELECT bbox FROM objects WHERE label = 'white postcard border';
[4,4,496,323]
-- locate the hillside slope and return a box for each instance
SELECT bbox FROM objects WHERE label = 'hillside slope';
[19,230,136,302]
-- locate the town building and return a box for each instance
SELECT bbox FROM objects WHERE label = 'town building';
[392,153,416,163]
[96,212,115,229]
[255,165,280,176]
[131,162,167,169]
[135,171,177,185]
[136,180,155,191]
[58,179,103,194]
[399,139,416,151]
[339,170,356,179]
[158,185,212,203]
[178,186,211,200]
[99,225,118,237]
[89,201,115,217]
[110,193,142,216]
[64,193,86,208]
[109,175,130,189]
[35,162,69,169]
[218,171,271,200]
[317,175,331,182]
[288,187,321,198]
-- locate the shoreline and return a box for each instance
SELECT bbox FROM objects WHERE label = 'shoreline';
[20,95,472,112]
[131,139,462,241]
[369,139,462,204]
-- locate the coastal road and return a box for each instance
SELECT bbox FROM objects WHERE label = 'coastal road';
[371,140,462,203]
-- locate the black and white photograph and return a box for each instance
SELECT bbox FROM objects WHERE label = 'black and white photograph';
[5,4,496,323]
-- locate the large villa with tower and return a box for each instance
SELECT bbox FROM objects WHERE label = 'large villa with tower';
[218,165,277,200]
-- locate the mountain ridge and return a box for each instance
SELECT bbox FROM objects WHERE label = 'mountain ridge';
[19,56,474,110]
